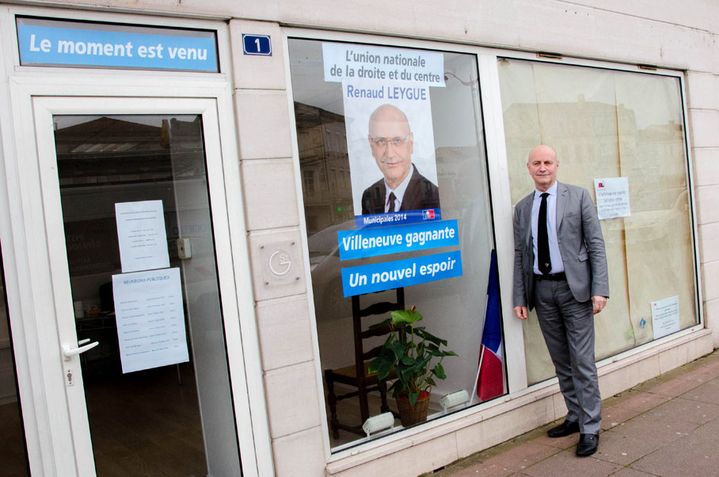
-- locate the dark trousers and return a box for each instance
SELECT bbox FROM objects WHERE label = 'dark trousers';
[534,278,601,434]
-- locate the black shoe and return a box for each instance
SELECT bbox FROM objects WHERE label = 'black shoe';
[547,420,580,438]
[576,433,599,457]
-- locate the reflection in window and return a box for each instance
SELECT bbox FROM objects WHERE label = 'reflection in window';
[54,114,242,475]
[0,253,29,475]
[498,59,696,384]
[290,38,504,449]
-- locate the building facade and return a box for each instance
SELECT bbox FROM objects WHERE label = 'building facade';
[0,1,717,476]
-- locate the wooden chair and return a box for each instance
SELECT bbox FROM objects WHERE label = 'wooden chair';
[324,288,404,438]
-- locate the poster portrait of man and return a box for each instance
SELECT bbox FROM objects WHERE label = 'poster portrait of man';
[360,103,440,215]
[343,87,441,218]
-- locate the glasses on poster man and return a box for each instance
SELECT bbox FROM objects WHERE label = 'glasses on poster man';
[369,135,410,148]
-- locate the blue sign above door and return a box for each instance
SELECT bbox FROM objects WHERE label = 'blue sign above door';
[16,17,219,72]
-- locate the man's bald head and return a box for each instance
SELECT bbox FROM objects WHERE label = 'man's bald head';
[527,144,559,191]
[368,104,410,132]
[367,104,414,189]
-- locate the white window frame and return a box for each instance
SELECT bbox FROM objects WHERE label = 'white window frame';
[0,6,273,476]
[490,51,703,376]
[281,27,702,462]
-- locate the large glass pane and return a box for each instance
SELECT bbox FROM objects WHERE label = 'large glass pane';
[54,114,241,475]
[290,38,504,449]
[498,59,696,384]
[0,251,30,476]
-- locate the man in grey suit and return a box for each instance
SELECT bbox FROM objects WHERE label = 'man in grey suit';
[512,145,609,457]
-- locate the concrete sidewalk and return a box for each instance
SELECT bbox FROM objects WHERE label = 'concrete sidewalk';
[431,350,719,477]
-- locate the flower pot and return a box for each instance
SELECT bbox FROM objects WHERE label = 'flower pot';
[396,391,430,426]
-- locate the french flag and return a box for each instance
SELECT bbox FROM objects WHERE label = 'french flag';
[475,249,505,401]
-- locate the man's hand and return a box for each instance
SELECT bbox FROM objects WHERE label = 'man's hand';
[513,306,528,320]
[592,295,607,315]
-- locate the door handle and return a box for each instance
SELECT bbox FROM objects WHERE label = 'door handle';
[62,340,99,360]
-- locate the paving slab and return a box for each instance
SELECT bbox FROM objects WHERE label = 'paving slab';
[530,431,580,450]
[433,350,719,477]
[678,377,719,405]
[640,372,709,398]
[446,442,561,477]
[641,395,719,426]
[590,428,669,466]
[630,418,719,476]
[519,449,622,477]
[607,468,656,476]
[601,390,670,431]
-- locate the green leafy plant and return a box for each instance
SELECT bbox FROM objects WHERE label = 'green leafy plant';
[369,306,457,407]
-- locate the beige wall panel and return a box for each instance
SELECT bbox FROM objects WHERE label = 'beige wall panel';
[685,332,714,361]
[17,1,718,72]
[235,90,293,160]
[696,186,719,225]
[693,148,719,187]
[241,158,299,230]
[264,361,321,437]
[256,295,314,371]
[275,1,716,71]
[658,342,690,373]
[699,222,719,264]
[455,397,556,458]
[230,20,287,90]
[599,355,660,399]
[689,110,719,149]
[272,426,326,477]
[704,298,719,348]
[702,261,719,302]
[567,0,719,34]
[331,433,458,477]
[687,72,719,110]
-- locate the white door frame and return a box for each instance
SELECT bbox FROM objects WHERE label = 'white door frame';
[2,72,271,476]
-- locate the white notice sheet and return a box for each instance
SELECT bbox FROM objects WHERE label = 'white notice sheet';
[112,268,189,374]
[594,177,631,220]
[115,200,170,273]
[651,295,680,340]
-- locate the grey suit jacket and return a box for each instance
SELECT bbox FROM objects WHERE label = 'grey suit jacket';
[512,181,609,309]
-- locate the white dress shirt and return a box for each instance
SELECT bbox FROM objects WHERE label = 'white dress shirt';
[384,164,414,212]
[531,182,565,274]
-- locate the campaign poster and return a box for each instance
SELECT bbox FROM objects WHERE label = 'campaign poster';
[322,43,445,226]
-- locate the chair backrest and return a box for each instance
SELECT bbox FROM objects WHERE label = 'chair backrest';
[350,287,405,381]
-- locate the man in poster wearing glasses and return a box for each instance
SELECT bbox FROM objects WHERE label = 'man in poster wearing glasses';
[361,104,440,215]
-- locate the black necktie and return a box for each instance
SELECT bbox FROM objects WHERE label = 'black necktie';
[538,192,551,275]
[387,192,396,213]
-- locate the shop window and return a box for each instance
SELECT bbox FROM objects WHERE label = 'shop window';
[289,38,505,449]
[498,59,697,384]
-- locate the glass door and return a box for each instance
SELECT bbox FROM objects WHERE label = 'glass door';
[32,97,243,476]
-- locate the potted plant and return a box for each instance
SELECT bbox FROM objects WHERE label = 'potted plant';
[369,306,457,426]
